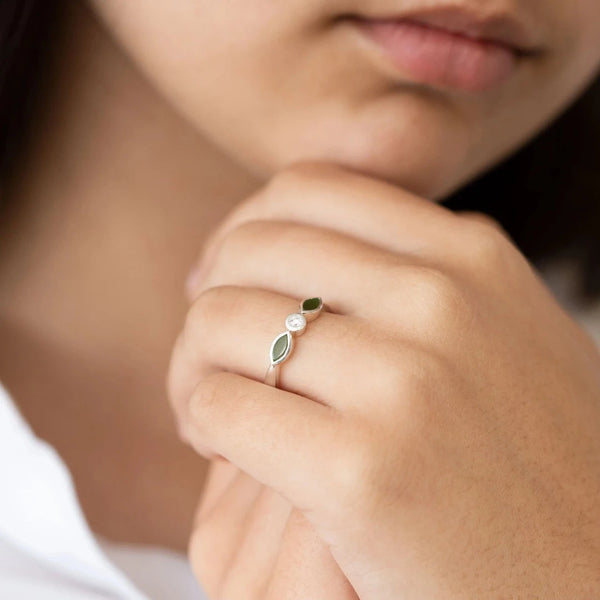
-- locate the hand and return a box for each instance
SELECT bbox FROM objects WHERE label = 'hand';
[168,161,600,599]
[188,457,357,599]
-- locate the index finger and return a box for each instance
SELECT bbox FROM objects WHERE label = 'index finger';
[186,161,464,297]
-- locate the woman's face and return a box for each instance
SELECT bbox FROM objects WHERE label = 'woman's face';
[88,1,600,199]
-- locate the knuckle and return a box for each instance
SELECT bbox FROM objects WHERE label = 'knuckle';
[329,422,416,519]
[368,431,425,510]
[184,286,219,335]
[457,210,504,233]
[458,217,515,271]
[165,331,184,396]
[165,332,191,424]
[377,343,429,402]
[325,423,386,518]
[183,284,242,346]
[377,346,446,436]
[402,265,474,336]
[187,371,228,426]
[207,220,267,272]
[401,350,449,420]
[362,354,446,505]
[236,184,271,215]
[201,188,271,249]
[329,436,372,508]
[368,339,419,401]
[221,217,268,245]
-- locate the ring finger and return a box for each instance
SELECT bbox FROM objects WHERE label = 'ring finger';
[167,285,409,423]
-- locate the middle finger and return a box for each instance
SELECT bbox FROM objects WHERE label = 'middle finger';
[193,218,441,319]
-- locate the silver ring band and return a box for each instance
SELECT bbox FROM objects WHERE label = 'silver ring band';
[263,297,324,388]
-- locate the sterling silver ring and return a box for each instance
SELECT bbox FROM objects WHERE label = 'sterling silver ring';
[263,297,324,388]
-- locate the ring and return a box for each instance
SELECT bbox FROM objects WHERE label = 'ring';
[263,297,324,388]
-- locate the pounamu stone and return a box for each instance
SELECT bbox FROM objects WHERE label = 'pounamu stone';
[271,331,291,364]
[301,297,322,313]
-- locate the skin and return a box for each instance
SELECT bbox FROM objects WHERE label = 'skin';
[0,0,598,596]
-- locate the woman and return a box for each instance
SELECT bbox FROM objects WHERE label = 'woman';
[0,0,599,598]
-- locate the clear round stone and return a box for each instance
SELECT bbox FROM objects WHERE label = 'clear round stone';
[285,312,306,332]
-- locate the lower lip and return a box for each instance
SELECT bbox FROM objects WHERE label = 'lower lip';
[351,18,518,92]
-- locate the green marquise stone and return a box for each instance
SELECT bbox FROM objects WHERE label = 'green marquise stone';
[301,297,322,312]
[271,332,291,364]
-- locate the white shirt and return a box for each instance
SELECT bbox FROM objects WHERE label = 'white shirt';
[0,257,598,599]
[0,378,207,599]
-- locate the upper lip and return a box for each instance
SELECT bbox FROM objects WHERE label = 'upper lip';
[341,4,543,55]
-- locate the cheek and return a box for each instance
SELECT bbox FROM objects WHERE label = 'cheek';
[537,0,600,99]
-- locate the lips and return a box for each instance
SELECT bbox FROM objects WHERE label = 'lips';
[341,6,542,92]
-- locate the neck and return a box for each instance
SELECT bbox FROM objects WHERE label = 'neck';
[0,3,261,395]
[0,3,262,549]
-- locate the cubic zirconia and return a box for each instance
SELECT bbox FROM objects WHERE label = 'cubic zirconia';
[286,313,306,332]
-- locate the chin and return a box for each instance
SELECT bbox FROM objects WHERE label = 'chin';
[231,92,474,201]
[285,141,469,202]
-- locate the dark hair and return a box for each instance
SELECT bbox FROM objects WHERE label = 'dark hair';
[0,0,59,183]
[1,1,599,303]
[444,75,600,304]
